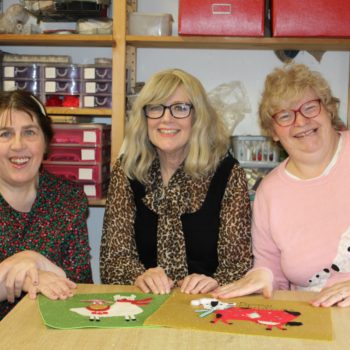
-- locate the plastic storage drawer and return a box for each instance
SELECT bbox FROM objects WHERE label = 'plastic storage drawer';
[81,94,112,108]
[3,79,41,95]
[47,144,111,163]
[43,162,110,183]
[82,81,112,94]
[51,124,111,146]
[44,64,82,79]
[2,63,41,79]
[44,79,81,94]
[83,65,112,81]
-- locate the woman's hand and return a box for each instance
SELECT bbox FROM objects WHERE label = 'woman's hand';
[211,269,273,299]
[178,274,218,294]
[0,251,66,303]
[25,271,76,301]
[134,267,174,294]
[311,281,350,307]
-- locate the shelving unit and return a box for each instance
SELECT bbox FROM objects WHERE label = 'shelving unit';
[1,0,350,206]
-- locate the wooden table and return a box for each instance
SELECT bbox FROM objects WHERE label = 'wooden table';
[0,284,349,350]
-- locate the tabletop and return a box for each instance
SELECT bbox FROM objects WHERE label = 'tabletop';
[0,284,349,350]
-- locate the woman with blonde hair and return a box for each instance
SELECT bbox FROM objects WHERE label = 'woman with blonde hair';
[213,63,350,308]
[100,68,252,295]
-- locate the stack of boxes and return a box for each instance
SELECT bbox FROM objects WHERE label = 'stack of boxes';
[2,63,42,98]
[1,61,112,109]
[43,123,111,200]
[81,64,113,109]
[44,64,82,107]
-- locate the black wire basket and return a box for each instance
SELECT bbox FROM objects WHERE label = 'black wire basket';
[22,0,110,21]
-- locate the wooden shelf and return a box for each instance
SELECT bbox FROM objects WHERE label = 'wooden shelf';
[126,35,350,51]
[0,34,114,47]
[88,198,106,207]
[46,107,111,116]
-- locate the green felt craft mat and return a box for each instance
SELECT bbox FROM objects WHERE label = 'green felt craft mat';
[38,292,169,329]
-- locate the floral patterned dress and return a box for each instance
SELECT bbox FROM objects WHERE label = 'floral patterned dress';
[0,169,93,320]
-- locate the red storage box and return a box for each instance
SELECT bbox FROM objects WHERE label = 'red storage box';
[178,0,265,36]
[51,124,111,146]
[47,145,111,163]
[272,0,350,37]
[43,162,110,183]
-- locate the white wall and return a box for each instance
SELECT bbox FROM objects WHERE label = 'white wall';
[2,0,350,283]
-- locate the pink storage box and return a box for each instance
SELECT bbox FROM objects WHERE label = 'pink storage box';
[51,124,111,146]
[47,144,111,163]
[2,63,41,79]
[272,0,350,37]
[178,0,265,36]
[43,162,111,183]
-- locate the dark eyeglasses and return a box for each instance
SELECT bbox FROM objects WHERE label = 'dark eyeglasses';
[143,103,193,119]
[272,99,322,127]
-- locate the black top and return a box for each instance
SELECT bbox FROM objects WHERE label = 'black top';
[129,154,237,277]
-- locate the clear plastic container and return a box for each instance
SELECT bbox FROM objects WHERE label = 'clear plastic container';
[128,12,173,36]
[43,162,110,183]
[231,135,280,168]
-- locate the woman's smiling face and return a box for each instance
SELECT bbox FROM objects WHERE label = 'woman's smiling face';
[146,86,193,162]
[0,109,46,188]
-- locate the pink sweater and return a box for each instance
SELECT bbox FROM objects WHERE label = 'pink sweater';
[252,130,350,291]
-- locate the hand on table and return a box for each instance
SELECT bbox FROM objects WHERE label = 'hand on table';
[178,274,218,294]
[311,281,350,307]
[25,270,76,301]
[134,267,174,294]
[0,250,66,303]
[211,269,273,299]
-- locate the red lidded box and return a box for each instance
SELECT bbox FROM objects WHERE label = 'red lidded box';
[272,0,350,37]
[178,0,265,36]
[51,124,111,146]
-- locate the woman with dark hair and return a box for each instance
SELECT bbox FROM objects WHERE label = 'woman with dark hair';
[0,90,92,320]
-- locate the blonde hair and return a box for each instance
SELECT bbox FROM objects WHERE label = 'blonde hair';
[259,63,342,135]
[120,68,230,184]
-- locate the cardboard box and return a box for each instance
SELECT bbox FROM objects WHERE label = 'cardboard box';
[272,0,350,37]
[178,0,265,36]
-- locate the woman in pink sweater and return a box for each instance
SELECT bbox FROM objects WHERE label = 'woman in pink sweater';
[213,63,350,308]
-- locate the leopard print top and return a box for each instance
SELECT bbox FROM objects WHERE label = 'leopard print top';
[100,155,252,286]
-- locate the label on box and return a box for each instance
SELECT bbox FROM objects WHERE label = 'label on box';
[3,80,16,90]
[83,131,97,143]
[45,81,56,93]
[81,149,96,161]
[85,82,97,93]
[83,96,95,107]
[4,66,15,78]
[45,67,57,79]
[79,168,93,180]
[84,184,97,197]
[84,68,96,79]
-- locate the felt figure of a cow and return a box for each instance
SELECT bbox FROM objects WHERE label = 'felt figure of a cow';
[70,294,152,321]
[192,298,303,331]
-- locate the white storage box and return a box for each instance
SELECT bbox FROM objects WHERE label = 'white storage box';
[128,12,173,36]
